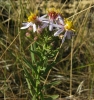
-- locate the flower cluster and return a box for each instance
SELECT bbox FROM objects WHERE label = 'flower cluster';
[21,8,75,43]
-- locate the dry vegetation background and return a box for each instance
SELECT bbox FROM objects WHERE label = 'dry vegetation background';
[0,0,94,100]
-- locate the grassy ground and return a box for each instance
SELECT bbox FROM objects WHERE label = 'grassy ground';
[0,0,94,100]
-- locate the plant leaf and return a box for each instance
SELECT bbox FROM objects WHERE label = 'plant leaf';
[23,66,35,88]
[43,62,56,75]
[44,95,59,100]
[23,58,38,75]
[30,49,43,61]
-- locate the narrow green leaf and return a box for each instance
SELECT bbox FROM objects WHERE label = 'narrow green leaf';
[43,62,56,75]
[23,66,35,88]
[30,45,35,63]
[50,95,59,99]
[30,49,43,60]
[44,95,59,100]
[23,58,38,75]
[44,97,53,100]
[32,95,36,100]
[50,81,61,86]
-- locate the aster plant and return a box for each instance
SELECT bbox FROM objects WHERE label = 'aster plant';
[20,8,75,100]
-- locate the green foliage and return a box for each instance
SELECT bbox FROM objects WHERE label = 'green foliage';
[22,29,59,99]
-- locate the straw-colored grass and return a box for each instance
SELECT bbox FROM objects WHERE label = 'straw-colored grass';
[0,0,94,99]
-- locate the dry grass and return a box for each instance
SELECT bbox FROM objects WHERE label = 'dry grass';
[0,0,94,100]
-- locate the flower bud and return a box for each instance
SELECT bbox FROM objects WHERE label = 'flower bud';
[34,36,38,41]
[37,27,43,34]
[25,32,31,37]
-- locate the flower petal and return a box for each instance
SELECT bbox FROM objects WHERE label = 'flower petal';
[33,24,36,32]
[40,14,47,18]
[42,20,49,23]
[62,31,67,43]
[54,29,63,36]
[20,22,33,29]
[38,14,48,21]
[66,30,73,39]
[49,24,53,31]
[57,15,64,25]
[41,23,48,29]
[49,20,54,31]
[53,24,63,28]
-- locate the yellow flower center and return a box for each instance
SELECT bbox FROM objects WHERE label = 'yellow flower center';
[28,13,37,22]
[64,20,74,30]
